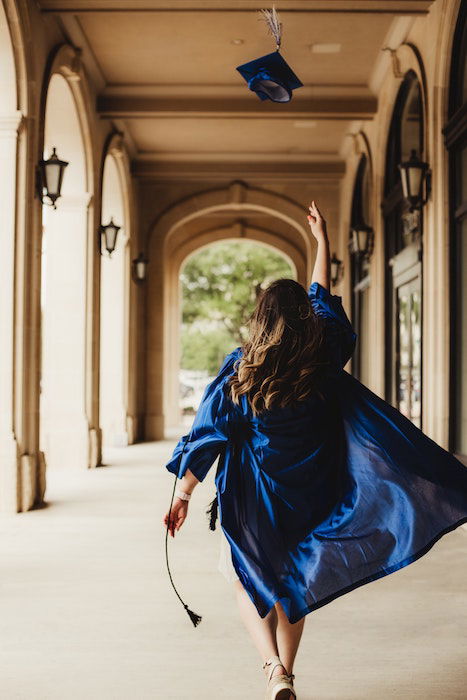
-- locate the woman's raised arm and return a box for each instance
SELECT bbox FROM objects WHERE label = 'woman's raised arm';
[307,200,330,292]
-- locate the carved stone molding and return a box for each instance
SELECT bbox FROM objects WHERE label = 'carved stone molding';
[0,111,23,136]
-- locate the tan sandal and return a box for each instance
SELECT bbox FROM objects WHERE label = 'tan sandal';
[262,655,296,700]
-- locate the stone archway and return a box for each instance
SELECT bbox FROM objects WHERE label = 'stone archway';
[166,224,303,428]
[146,182,312,439]
[99,135,131,448]
[38,45,96,485]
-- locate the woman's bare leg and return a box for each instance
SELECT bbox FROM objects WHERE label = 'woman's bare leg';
[233,580,288,678]
[274,600,305,675]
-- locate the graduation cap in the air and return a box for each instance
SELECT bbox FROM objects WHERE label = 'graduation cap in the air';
[236,7,303,103]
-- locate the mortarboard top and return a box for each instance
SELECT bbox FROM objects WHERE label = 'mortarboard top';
[236,50,303,103]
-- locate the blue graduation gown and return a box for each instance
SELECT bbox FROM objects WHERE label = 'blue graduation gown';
[165,281,467,624]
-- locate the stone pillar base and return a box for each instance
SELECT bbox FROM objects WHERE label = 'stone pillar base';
[144,414,165,441]
[126,414,140,444]
[0,433,19,513]
[37,451,47,505]
[88,427,102,468]
[19,454,37,512]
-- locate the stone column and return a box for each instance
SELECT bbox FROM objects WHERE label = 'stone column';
[145,231,165,440]
[0,111,23,512]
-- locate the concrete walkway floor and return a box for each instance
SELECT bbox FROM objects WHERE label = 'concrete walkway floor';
[0,440,466,700]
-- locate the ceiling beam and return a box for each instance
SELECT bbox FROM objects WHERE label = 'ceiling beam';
[38,0,434,14]
[97,96,377,121]
[132,159,345,181]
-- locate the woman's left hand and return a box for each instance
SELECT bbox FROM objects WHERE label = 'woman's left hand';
[163,498,189,537]
[307,200,327,241]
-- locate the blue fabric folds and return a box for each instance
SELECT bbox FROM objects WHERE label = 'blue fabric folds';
[165,281,467,623]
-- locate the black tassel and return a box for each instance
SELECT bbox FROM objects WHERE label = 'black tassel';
[185,605,202,627]
[205,446,228,531]
[205,495,218,531]
[165,434,203,627]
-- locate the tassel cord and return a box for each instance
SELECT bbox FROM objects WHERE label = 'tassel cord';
[164,433,202,627]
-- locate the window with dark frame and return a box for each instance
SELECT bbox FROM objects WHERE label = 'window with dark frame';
[443,2,467,459]
[382,70,424,428]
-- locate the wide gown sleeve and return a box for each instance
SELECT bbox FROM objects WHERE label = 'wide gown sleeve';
[164,348,240,483]
[308,281,357,369]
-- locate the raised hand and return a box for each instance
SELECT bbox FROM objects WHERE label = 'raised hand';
[307,200,327,241]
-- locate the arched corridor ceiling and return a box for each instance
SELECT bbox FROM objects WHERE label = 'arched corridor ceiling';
[38,0,435,181]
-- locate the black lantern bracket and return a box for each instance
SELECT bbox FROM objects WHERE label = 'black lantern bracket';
[330,253,344,287]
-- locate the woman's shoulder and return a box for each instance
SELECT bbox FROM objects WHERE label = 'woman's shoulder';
[215,347,243,386]
[223,346,243,367]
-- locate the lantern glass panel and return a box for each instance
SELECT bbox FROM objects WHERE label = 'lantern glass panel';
[408,166,423,199]
[351,229,358,253]
[44,162,62,197]
[357,228,367,253]
[104,224,119,253]
[136,260,146,280]
[400,168,409,199]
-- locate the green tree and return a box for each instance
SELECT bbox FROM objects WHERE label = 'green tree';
[181,327,235,375]
[180,240,293,372]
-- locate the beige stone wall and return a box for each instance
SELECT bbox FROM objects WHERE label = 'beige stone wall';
[336,0,461,448]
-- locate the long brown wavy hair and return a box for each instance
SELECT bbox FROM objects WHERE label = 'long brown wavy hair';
[227,278,329,416]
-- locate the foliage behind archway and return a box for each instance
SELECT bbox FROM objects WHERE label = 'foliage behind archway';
[180,239,294,375]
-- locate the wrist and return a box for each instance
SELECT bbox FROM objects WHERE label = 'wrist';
[175,488,192,501]
[315,230,329,243]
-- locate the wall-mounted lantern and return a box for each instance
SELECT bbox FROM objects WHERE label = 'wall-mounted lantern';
[348,222,375,259]
[100,218,121,257]
[398,149,431,211]
[132,252,149,283]
[37,147,69,209]
[330,253,344,287]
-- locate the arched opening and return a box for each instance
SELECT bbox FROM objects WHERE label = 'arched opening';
[162,217,305,434]
[39,73,90,472]
[145,184,311,439]
[382,70,424,428]
[177,238,295,429]
[99,152,129,448]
